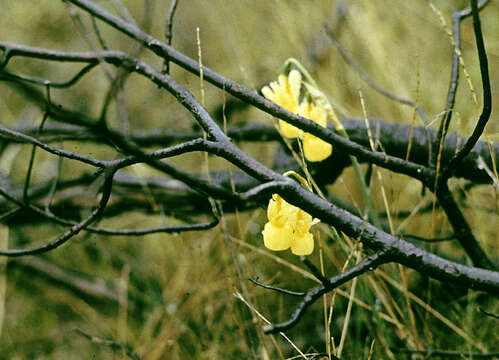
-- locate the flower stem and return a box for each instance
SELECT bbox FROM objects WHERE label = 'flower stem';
[283,57,319,89]
[285,58,382,229]
[283,170,313,191]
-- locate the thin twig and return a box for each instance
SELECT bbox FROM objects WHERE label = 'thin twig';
[75,328,140,360]
[301,256,329,285]
[478,306,499,320]
[45,149,63,213]
[0,169,115,256]
[326,32,433,166]
[23,90,50,204]
[264,252,390,333]
[249,278,306,297]
[443,0,492,178]
[162,0,178,74]
[0,64,97,88]
[91,16,109,50]
[433,0,490,165]
[1,176,220,237]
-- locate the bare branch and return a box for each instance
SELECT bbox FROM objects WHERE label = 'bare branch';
[63,0,434,183]
[248,278,306,297]
[263,252,390,333]
[0,169,115,256]
[326,33,432,165]
[162,0,179,74]
[443,0,492,178]
[433,0,490,165]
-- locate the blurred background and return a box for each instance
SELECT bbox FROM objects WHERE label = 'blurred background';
[0,0,498,358]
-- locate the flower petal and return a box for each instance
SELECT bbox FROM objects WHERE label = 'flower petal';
[267,195,289,227]
[267,194,279,221]
[278,198,300,223]
[278,74,287,89]
[261,86,275,102]
[303,134,332,162]
[291,232,314,255]
[279,120,302,138]
[310,105,327,127]
[295,210,314,236]
[297,100,312,118]
[262,222,292,251]
[269,81,281,95]
[288,69,302,100]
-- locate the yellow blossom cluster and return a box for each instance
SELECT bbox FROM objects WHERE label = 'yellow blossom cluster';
[261,69,332,162]
[262,193,320,256]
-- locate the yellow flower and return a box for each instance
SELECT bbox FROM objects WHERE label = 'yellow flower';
[262,70,332,162]
[302,134,332,162]
[262,194,319,255]
[261,69,303,138]
[298,101,332,162]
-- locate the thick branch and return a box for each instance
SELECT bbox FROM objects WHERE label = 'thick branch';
[62,0,434,184]
[7,117,499,185]
[436,183,496,270]
[0,3,497,303]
